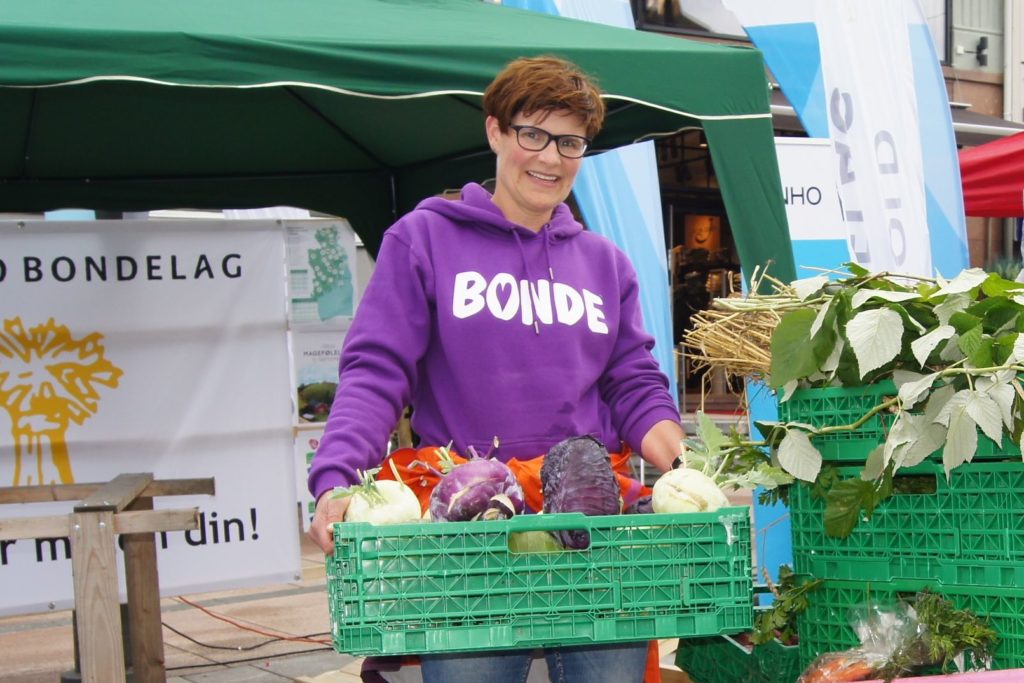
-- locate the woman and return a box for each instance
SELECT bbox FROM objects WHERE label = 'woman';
[308,55,684,683]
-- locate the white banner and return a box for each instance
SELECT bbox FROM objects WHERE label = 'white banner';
[775,137,848,275]
[0,220,298,616]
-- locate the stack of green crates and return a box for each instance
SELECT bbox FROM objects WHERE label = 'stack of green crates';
[327,509,753,656]
[780,384,1024,671]
[674,634,800,683]
[777,381,1020,463]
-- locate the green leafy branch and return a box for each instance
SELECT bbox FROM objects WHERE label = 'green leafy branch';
[678,412,794,493]
[751,565,821,646]
[766,265,1024,514]
[684,264,1024,537]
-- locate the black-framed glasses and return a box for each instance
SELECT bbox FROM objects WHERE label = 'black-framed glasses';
[509,124,591,159]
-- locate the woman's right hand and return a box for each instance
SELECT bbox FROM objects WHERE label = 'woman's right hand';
[309,492,350,554]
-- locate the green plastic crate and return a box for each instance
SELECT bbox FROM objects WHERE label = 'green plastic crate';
[790,461,1024,587]
[327,509,753,656]
[797,578,1024,672]
[777,382,1019,463]
[675,634,800,683]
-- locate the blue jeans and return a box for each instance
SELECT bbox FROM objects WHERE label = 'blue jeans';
[419,642,648,683]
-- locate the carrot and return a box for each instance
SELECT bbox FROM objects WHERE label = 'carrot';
[800,653,878,683]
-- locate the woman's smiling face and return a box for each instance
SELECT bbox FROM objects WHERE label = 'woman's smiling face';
[486,109,587,231]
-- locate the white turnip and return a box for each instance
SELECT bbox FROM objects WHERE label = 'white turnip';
[332,467,422,525]
[651,467,730,514]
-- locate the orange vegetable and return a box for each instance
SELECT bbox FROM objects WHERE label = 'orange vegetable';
[799,652,878,683]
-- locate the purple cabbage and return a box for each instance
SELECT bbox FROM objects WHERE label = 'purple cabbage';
[428,443,525,522]
[541,436,621,548]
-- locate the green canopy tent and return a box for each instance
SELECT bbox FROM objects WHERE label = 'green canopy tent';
[0,0,794,281]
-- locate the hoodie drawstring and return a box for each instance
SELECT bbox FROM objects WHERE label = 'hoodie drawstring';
[511,230,540,335]
[542,233,555,280]
[512,229,559,336]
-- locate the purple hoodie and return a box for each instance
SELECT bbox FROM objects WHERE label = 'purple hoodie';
[307,183,679,500]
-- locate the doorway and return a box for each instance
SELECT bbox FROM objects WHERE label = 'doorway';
[655,129,743,411]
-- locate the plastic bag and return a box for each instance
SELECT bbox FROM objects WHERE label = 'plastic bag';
[797,598,924,682]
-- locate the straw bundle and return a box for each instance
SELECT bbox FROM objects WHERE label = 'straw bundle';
[683,302,780,382]
[681,268,814,385]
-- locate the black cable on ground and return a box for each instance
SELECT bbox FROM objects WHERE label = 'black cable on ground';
[163,643,334,672]
[161,621,330,652]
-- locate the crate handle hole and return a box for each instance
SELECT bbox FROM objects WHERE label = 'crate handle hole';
[891,474,937,496]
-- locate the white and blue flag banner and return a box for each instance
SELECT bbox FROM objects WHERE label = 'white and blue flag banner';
[726,0,969,278]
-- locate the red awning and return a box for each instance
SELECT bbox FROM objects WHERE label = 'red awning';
[959,130,1024,218]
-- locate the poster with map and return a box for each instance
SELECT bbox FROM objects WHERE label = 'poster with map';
[286,220,357,331]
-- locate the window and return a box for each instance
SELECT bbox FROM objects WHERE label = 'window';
[634,0,951,64]
[632,0,747,39]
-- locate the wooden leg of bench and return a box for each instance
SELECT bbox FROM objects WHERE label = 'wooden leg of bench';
[125,496,166,682]
[71,510,126,683]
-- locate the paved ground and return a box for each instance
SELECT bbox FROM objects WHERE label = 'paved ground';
[0,532,690,683]
[0,533,361,683]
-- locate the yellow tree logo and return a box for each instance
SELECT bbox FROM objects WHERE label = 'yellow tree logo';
[0,317,123,486]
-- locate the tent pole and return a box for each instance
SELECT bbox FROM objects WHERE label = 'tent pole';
[389,173,397,223]
[985,217,994,266]
[1005,218,1016,261]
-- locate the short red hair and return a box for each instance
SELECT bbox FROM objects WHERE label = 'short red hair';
[483,56,605,139]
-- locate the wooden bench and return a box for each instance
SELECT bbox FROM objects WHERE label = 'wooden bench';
[0,473,214,682]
